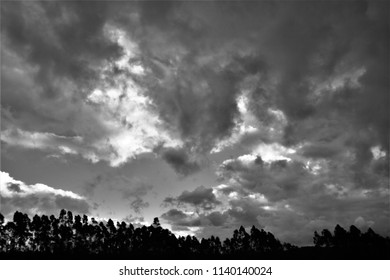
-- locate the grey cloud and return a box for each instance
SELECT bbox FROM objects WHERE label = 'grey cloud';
[164,185,221,211]
[273,1,388,168]
[117,2,272,153]
[161,209,201,227]
[1,0,388,245]
[214,152,389,244]
[146,1,388,244]
[2,1,388,168]
[2,1,122,89]
[219,157,312,202]
[162,209,188,221]
[227,197,271,227]
[1,1,147,166]
[206,211,229,227]
[161,147,201,177]
[7,183,23,193]
[141,61,243,153]
[1,1,123,132]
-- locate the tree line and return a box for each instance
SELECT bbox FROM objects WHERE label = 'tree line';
[0,210,389,259]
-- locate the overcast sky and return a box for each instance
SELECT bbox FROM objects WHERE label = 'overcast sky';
[1,0,389,245]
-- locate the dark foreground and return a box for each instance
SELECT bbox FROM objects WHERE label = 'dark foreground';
[1,210,389,259]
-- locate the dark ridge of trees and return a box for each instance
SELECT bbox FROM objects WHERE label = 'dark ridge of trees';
[0,211,389,259]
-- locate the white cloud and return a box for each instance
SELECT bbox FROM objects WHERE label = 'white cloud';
[103,24,145,75]
[253,142,296,162]
[85,79,182,166]
[0,171,85,200]
[211,95,289,154]
[371,146,386,160]
[237,154,258,166]
[0,128,86,156]
[0,171,90,217]
[211,93,260,153]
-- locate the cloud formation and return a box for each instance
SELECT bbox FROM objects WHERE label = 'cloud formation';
[0,171,90,218]
[1,1,388,244]
[213,151,388,244]
[1,1,180,167]
[2,1,388,167]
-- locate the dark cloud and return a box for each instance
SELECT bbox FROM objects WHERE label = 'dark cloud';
[1,1,122,132]
[162,209,190,222]
[164,185,221,211]
[218,157,312,202]
[2,1,122,91]
[161,147,201,177]
[1,1,173,166]
[3,1,387,166]
[161,209,201,228]
[269,1,389,169]
[177,186,218,206]
[115,2,272,153]
[7,183,23,193]
[206,211,229,227]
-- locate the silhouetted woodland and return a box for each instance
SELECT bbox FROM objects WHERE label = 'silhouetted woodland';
[0,210,389,259]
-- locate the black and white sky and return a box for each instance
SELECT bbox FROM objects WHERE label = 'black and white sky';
[1,0,389,245]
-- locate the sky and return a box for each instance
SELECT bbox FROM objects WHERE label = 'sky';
[0,0,389,245]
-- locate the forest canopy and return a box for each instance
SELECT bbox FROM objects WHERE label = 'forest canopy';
[0,210,389,259]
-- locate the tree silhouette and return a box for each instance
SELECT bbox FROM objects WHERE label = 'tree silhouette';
[0,210,389,259]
